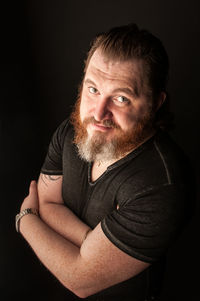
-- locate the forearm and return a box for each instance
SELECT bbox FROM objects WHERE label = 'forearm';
[19,180,149,299]
[39,202,91,247]
[20,213,85,296]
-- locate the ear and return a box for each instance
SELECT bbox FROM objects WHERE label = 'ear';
[156,92,166,111]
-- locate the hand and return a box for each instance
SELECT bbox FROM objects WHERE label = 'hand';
[20,181,39,212]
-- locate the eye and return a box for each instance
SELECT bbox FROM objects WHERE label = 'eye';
[117,96,127,103]
[115,96,130,105]
[89,87,98,94]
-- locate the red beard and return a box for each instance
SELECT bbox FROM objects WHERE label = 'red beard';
[70,97,154,162]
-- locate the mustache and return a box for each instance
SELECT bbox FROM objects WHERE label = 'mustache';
[83,117,121,129]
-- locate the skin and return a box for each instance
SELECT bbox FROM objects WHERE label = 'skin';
[80,49,153,140]
[18,50,164,298]
[80,49,161,179]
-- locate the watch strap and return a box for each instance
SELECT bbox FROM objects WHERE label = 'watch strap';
[15,208,39,233]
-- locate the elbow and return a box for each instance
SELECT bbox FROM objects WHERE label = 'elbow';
[60,285,92,299]
[62,280,97,299]
[68,284,95,299]
[73,290,90,299]
[74,288,98,299]
[59,256,102,298]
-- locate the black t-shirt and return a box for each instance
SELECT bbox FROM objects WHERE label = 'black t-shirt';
[41,119,193,300]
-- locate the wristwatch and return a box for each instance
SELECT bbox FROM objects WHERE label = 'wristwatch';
[15,208,39,233]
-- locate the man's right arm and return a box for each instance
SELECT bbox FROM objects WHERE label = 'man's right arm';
[37,173,91,247]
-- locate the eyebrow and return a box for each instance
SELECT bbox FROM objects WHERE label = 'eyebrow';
[112,87,138,98]
[84,78,97,86]
[84,78,139,98]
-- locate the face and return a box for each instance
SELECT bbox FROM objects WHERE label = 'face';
[71,49,155,162]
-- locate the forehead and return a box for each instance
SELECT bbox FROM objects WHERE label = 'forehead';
[85,49,145,90]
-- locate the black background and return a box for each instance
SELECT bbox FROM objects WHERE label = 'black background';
[1,0,200,300]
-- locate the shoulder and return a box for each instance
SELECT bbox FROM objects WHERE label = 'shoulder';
[51,118,75,150]
[126,130,191,186]
[54,118,73,139]
[115,130,193,206]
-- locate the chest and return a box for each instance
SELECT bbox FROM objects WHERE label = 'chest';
[62,158,120,228]
[91,160,115,181]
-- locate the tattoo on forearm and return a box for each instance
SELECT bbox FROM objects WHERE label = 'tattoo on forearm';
[41,174,61,187]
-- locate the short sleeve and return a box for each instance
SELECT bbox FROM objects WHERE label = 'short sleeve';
[101,183,186,263]
[41,119,69,175]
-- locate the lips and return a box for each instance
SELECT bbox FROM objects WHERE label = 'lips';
[90,123,112,132]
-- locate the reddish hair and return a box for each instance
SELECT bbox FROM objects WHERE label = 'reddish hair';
[83,23,174,130]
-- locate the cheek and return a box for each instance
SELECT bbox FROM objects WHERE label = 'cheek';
[120,103,150,129]
[80,95,94,121]
[79,100,85,122]
[115,109,137,131]
[136,104,149,116]
[121,116,136,131]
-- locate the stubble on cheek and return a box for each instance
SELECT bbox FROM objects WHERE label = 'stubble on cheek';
[70,92,155,162]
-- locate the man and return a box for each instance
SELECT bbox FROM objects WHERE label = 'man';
[16,24,193,300]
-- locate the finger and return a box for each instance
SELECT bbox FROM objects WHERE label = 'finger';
[29,180,37,194]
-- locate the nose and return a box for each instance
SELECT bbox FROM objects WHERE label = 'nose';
[93,96,112,122]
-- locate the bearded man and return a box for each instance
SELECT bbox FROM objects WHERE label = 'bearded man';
[16,24,193,301]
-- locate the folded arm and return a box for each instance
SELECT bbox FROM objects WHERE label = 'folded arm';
[19,179,150,298]
[38,173,91,247]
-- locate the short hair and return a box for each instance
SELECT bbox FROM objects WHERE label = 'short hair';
[84,23,174,130]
